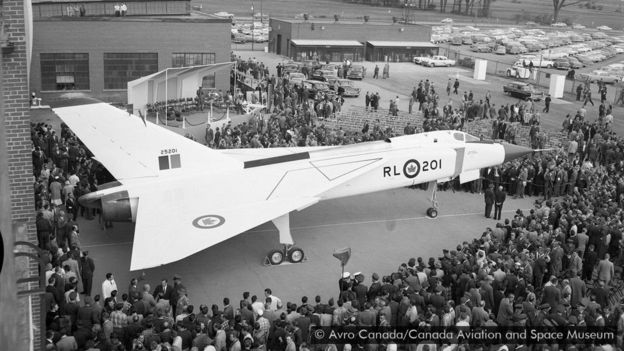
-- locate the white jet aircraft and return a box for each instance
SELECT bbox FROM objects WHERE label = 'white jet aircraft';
[52,97,537,270]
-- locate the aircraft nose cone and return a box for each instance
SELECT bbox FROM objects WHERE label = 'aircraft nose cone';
[503,143,534,163]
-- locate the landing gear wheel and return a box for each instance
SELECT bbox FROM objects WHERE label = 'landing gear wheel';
[287,247,305,263]
[426,207,438,218]
[268,250,284,265]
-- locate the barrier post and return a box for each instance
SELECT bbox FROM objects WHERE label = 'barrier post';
[155,111,159,125]
[182,117,186,129]
[226,106,230,123]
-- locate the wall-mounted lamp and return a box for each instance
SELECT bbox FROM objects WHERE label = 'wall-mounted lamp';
[399,27,405,32]
[321,26,325,30]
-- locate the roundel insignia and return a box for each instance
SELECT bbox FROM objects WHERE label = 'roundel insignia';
[192,215,225,229]
[403,159,421,179]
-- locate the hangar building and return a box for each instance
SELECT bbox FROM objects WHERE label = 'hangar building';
[30,0,232,104]
[269,18,437,62]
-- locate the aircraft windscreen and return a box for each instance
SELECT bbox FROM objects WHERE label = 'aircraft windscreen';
[464,133,481,142]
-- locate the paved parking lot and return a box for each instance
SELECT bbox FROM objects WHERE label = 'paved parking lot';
[234,49,624,135]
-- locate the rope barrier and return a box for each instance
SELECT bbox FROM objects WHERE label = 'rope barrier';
[184,117,209,127]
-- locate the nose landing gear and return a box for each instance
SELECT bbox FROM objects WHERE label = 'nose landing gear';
[426,181,439,219]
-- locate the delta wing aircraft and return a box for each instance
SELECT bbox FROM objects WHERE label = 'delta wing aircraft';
[52,96,537,270]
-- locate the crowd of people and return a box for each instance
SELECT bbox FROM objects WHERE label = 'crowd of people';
[33,56,624,351]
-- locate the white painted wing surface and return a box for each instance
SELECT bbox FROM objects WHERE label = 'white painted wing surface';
[129,185,319,270]
[53,102,241,180]
[128,152,386,270]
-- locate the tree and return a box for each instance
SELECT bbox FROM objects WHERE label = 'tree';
[552,0,589,22]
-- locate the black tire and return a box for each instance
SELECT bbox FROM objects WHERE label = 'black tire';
[268,250,284,265]
[427,207,438,218]
[287,247,305,263]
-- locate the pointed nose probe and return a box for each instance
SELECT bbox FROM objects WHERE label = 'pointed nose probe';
[502,143,535,163]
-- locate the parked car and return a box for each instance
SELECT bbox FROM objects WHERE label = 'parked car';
[553,58,571,70]
[423,55,456,67]
[332,79,360,97]
[470,43,492,53]
[311,69,337,81]
[413,56,429,65]
[566,56,584,68]
[320,64,340,76]
[288,72,306,85]
[503,82,544,100]
[450,36,463,45]
[506,62,531,79]
[518,55,555,68]
[346,64,366,80]
[282,62,302,75]
[302,80,335,99]
[577,70,621,84]
[575,55,595,66]
[507,45,528,54]
[495,45,506,55]
[458,57,475,68]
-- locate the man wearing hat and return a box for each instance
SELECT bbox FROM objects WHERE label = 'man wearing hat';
[352,273,368,307]
[367,273,381,300]
[339,272,351,292]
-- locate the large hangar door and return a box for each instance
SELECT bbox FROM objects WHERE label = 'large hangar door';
[276,34,282,55]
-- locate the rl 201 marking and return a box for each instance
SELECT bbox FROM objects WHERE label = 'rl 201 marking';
[192,215,225,229]
[383,159,441,178]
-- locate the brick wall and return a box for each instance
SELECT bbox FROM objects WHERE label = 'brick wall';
[1,0,39,349]
[333,105,566,148]
[31,17,232,104]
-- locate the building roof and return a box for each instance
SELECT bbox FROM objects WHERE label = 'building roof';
[290,39,363,47]
[128,63,233,88]
[366,41,437,48]
[272,18,428,27]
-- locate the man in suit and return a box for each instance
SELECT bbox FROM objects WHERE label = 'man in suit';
[542,276,561,310]
[153,278,173,302]
[597,253,615,286]
[493,185,507,220]
[496,292,515,326]
[569,270,586,308]
[484,184,495,218]
[80,251,94,296]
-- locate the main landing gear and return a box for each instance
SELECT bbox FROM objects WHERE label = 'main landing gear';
[426,181,439,219]
[266,245,305,265]
[264,213,306,265]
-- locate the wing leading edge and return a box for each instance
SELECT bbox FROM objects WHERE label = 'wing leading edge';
[53,101,241,180]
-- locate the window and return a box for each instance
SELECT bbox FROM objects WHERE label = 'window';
[103,53,158,90]
[171,53,216,68]
[40,53,90,91]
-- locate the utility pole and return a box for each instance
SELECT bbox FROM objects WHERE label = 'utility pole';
[251,1,255,51]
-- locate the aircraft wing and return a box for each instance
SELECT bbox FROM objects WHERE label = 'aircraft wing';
[52,97,241,180]
[129,150,386,270]
[129,184,318,270]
